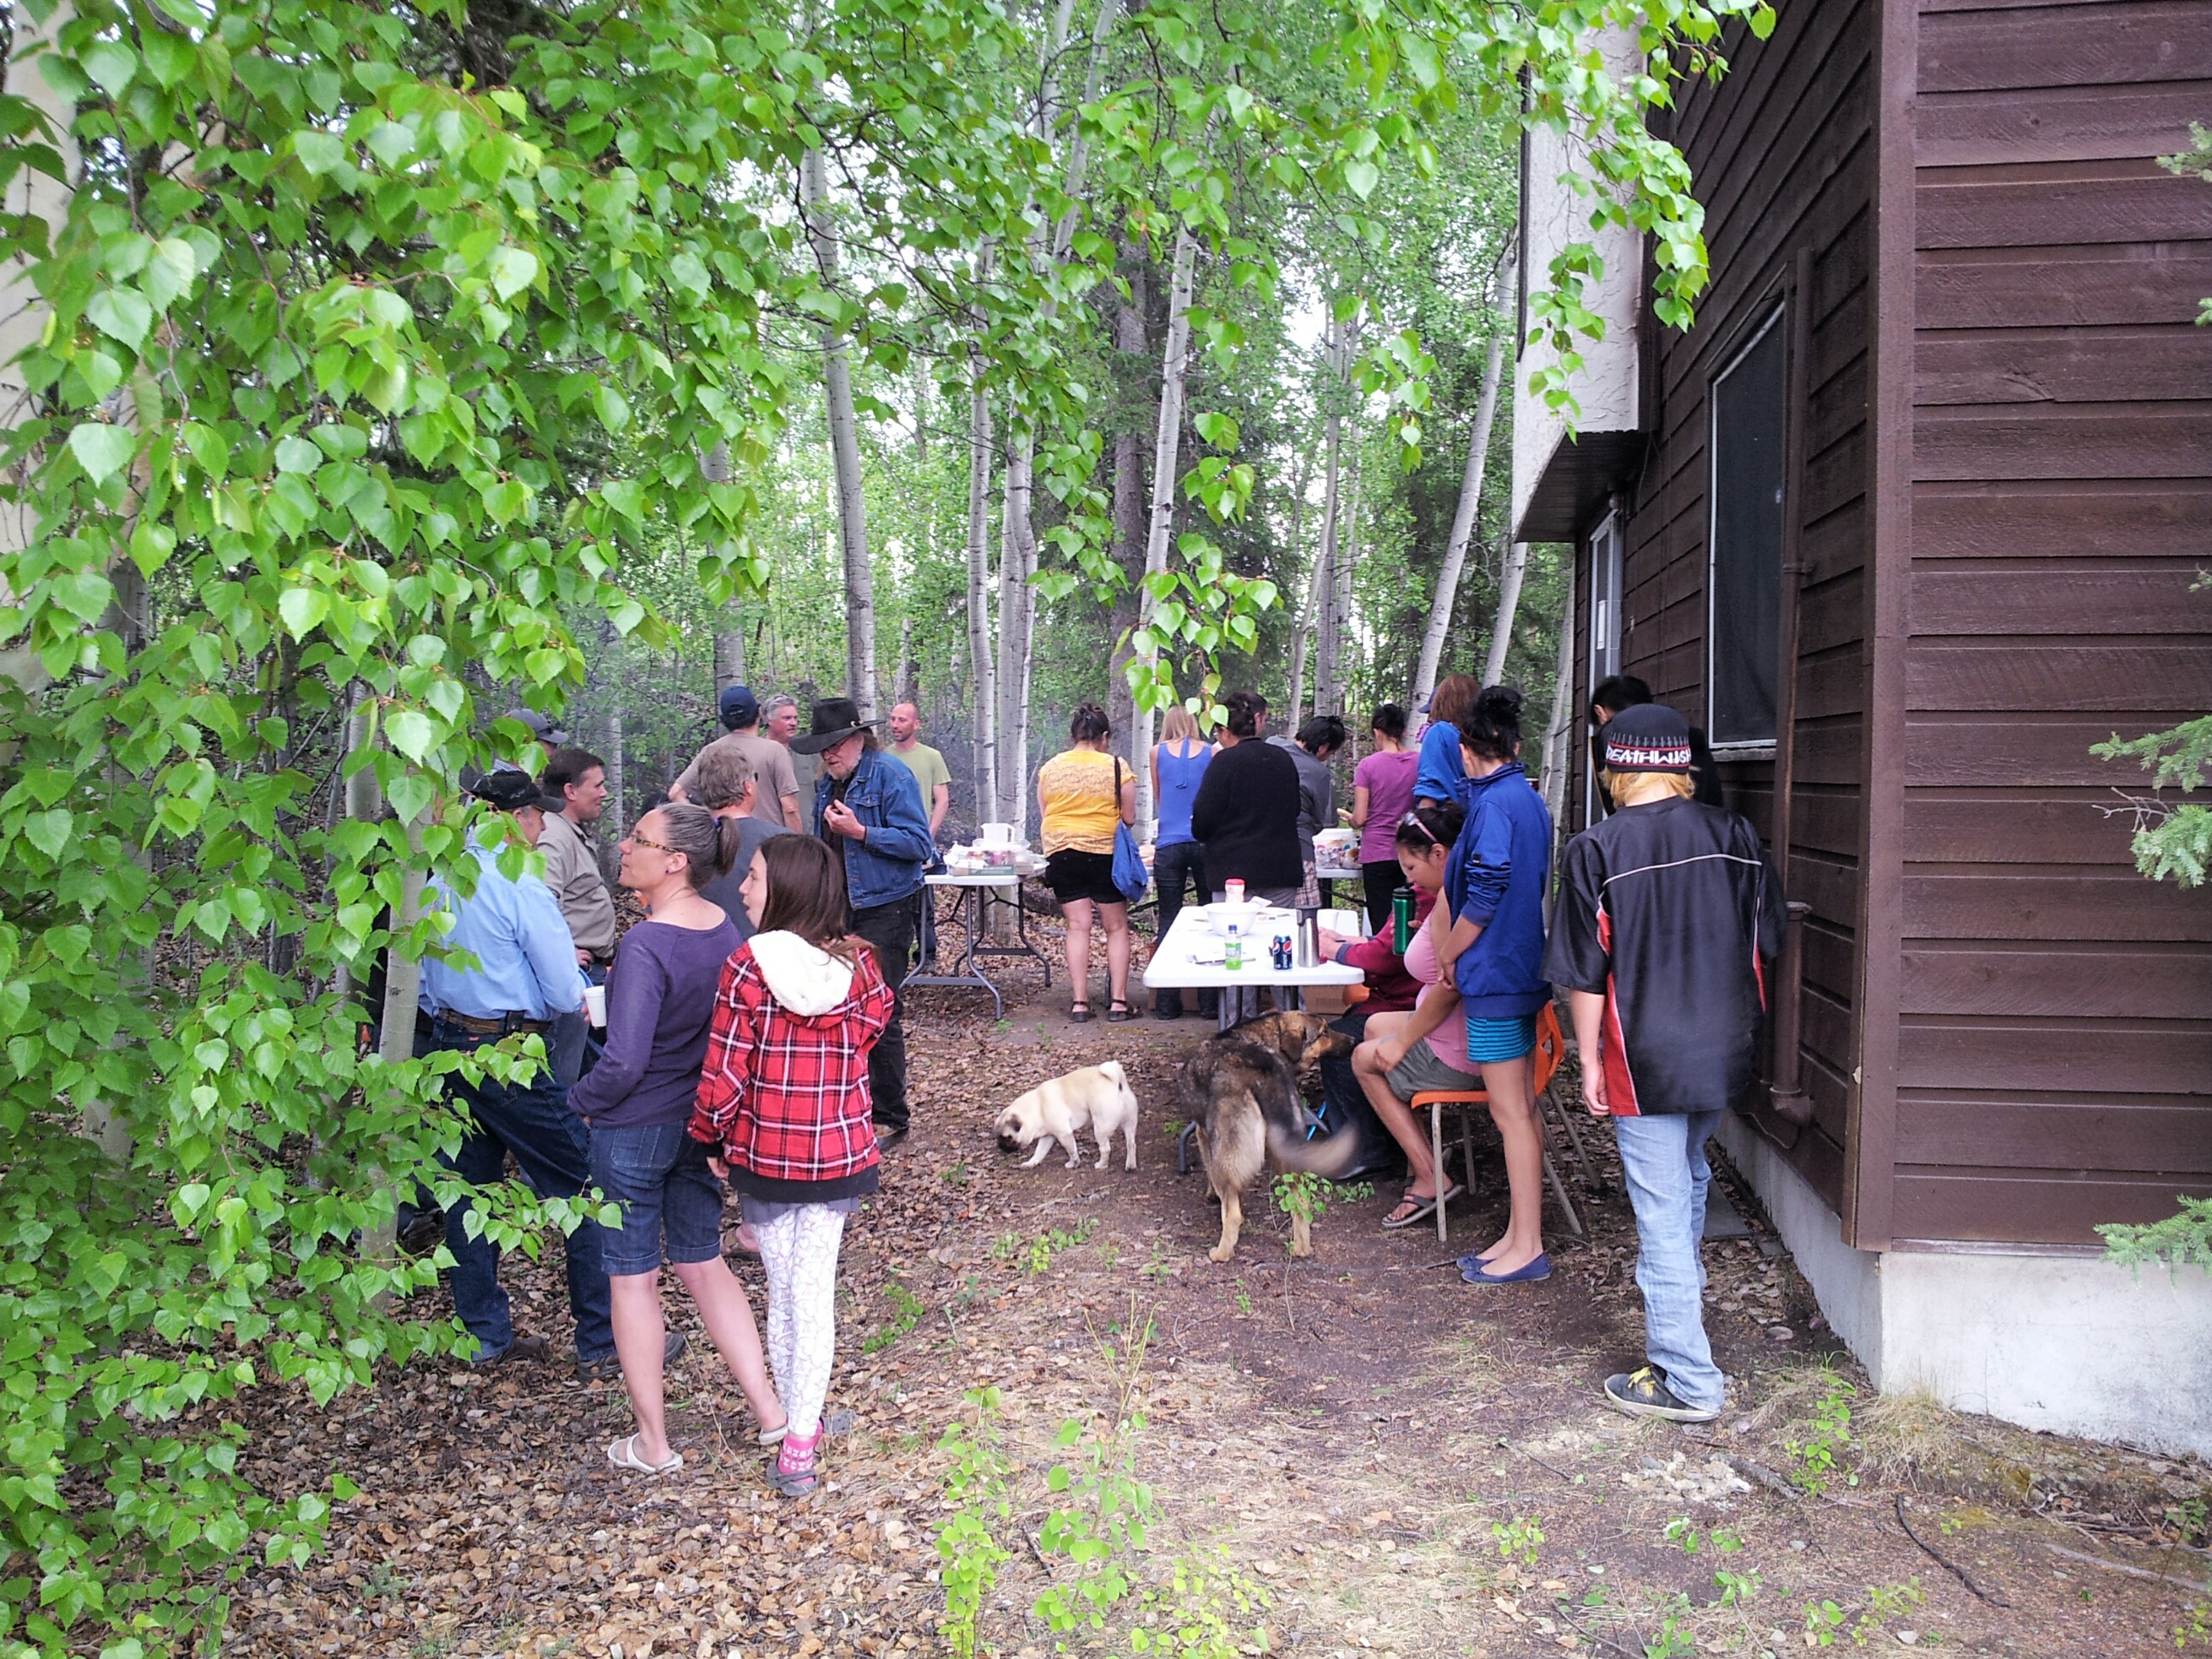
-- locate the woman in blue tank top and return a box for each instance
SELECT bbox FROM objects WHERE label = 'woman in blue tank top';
[1149,705,1216,1020]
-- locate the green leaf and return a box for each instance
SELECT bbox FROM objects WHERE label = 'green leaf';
[277,589,330,640]
[143,238,199,311]
[275,436,322,475]
[385,711,436,763]
[486,246,538,302]
[294,129,346,175]
[23,809,71,858]
[67,423,135,485]
[81,40,137,98]
[86,288,153,351]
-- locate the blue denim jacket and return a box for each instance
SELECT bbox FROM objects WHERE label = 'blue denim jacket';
[813,746,932,910]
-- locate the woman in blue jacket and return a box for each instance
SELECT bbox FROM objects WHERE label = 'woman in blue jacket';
[1373,685,1554,1285]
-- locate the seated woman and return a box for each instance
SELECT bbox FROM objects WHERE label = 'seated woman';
[1347,800,1470,1228]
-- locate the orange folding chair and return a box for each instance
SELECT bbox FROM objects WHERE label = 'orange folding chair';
[1406,1002,1590,1245]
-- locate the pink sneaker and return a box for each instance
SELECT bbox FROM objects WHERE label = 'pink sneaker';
[771,1427,821,1496]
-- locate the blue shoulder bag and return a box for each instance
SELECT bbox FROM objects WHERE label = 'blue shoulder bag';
[1110,758,1150,904]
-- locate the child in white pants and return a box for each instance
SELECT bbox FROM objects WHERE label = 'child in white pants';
[693,835,895,1495]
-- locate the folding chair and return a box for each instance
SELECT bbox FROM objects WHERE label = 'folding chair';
[1406,1002,1588,1245]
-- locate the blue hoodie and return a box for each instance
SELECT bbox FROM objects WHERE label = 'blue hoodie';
[1443,760,1553,1019]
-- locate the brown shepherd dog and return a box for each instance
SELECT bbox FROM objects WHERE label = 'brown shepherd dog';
[1179,1011,1357,1262]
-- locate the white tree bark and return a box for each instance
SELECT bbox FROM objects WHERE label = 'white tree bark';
[1282,436,1320,722]
[995,412,1039,833]
[1413,247,1516,707]
[1130,219,1200,825]
[965,349,998,820]
[1329,422,1363,719]
[1311,319,1346,721]
[1484,537,1531,687]
[800,149,877,721]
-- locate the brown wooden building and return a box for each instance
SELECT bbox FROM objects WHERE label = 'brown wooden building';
[1512,0,2212,1452]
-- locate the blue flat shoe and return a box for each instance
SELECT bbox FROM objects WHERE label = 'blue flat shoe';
[1460,1251,1551,1285]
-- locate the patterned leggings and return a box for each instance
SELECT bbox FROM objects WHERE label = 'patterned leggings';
[754,1204,846,1439]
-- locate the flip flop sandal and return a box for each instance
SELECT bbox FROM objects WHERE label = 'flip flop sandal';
[607,1435,683,1476]
[1382,1193,1440,1230]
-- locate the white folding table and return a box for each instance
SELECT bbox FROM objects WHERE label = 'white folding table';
[905,869,1052,1021]
[1142,903,1366,1032]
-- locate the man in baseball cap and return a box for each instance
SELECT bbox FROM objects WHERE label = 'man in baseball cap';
[667,682,801,829]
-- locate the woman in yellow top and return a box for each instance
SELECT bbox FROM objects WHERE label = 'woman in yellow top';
[1036,702,1139,1021]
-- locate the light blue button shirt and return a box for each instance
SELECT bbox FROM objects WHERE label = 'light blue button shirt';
[418,841,587,1022]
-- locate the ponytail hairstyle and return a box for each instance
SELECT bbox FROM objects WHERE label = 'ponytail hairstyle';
[1457,685,1525,764]
[1394,797,1466,855]
[754,833,856,956]
[654,800,737,890]
[1069,700,1112,743]
[1371,703,1408,742]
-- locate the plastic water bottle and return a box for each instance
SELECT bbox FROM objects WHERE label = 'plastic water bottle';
[1222,918,1243,972]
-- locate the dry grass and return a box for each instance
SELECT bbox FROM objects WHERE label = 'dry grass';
[1856,1385,1974,1484]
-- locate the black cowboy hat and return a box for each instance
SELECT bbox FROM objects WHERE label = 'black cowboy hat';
[790,696,879,756]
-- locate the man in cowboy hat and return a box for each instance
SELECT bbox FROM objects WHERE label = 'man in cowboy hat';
[794,698,933,1150]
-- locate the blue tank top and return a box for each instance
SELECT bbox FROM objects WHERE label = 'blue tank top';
[1155,740,1210,846]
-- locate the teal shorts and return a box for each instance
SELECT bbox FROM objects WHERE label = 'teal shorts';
[1465,1013,1538,1065]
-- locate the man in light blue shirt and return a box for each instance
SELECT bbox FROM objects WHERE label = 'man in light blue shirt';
[414,770,680,1381]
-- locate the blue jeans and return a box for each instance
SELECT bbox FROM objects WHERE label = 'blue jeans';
[1611,1110,1724,1412]
[415,1019,615,1365]
[1150,841,1216,1019]
[589,1121,727,1276]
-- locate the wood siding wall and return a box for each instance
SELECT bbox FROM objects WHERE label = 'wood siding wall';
[1604,2,1878,1211]
[1887,0,2212,1246]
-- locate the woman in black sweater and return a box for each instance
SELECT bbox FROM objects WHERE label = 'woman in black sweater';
[1190,692,1305,907]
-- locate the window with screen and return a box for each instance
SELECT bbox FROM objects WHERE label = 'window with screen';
[1707,307,1787,748]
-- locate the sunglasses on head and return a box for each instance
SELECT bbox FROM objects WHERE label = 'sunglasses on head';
[1397,810,1442,848]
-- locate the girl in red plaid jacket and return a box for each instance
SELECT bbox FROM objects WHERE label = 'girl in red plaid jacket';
[692,836,894,1495]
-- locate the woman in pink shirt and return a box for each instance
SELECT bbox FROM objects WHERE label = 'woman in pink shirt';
[1348,799,1477,1229]
[1350,704,1420,931]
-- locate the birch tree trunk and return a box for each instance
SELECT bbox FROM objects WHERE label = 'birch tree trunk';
[800,149,877,721]
[1483,538,1531,687]
[1130,219,1200,827]
[965,350,998,820]
[1106,265,1148,776]
[1413,246,1516,707]
[1329,424,1363,719]
[700,443,747,691]
[1311,318,1346,722]
[1282,437,1320,722]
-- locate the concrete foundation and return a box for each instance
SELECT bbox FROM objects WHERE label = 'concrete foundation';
[1717,1115,2212,1459]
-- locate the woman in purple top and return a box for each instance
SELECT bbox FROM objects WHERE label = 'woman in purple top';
[1351,703,1421,931]
[574,801,786,1475]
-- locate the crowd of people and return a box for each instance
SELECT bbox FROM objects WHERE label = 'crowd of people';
[417,669,1781,1480]
[413,687,944,1495]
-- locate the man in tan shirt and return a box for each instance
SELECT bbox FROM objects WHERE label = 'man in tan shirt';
[537,748,617,1085]
[668,684,801,829]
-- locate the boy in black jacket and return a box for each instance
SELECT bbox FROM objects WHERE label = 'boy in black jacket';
[1544,704,1786,1422]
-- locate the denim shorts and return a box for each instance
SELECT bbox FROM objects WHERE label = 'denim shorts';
[587,1121,727,1276]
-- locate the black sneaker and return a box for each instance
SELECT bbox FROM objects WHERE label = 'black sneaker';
[578,1329,686,1383]
[875,1126,909,1153]
[1603,1365,1719,1424]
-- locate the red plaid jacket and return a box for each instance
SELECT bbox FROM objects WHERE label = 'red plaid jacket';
[688,939,893,1183]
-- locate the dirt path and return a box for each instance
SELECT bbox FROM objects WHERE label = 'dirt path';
[232,925,2209,1659]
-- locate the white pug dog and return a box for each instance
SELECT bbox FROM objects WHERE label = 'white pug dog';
[994,1061,1140,1171]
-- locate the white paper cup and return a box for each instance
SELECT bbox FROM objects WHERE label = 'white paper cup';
[581,984,607,1029]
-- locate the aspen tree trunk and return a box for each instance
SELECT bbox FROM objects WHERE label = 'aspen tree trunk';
[1311,318,1346,722]
[995,416,1036,833]
[1330,425,1363,719]
[1282,437,1319,722]
[897,615,916,707]
[701,443,747,690]
[800,149,877,721]
[1413,246,1515,707]
[1483,538,1531,687]
[1106,265,1148,776]
[1130,220,1199,827]
[965,349,998,820]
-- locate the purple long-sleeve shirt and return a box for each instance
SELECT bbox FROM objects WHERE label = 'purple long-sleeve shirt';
[567,917,740,1129]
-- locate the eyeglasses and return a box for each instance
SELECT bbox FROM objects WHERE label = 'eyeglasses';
[626,833,676,855]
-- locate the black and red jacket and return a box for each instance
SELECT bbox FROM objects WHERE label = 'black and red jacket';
[1543,797,1786,1117]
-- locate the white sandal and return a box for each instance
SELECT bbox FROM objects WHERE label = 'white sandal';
[607,1434,683,1475]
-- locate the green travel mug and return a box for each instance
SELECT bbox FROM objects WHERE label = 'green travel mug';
[1391,886,1416,954]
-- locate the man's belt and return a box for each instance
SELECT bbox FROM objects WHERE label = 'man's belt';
[425,1008,551,1037]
